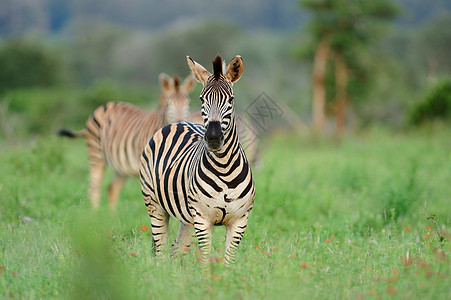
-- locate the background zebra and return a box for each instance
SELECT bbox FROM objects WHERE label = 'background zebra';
[58,73,195,210]
[140,54,255,264]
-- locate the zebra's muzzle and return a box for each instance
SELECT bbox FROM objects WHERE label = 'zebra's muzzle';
[205,121,224,152]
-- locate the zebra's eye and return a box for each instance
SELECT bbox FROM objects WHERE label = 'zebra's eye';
[199,97,205,103]
[228,96,234,104]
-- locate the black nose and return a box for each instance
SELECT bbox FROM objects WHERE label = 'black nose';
[205,121,224,150]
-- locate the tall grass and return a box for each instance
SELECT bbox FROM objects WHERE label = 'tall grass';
[0,128,450,298]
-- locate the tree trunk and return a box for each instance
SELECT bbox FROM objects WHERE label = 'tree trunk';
[312,34,330,132]
[333,52,349,135]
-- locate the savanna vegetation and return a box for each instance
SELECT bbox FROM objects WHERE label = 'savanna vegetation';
[0,0,450,298]
[1,129,450,298]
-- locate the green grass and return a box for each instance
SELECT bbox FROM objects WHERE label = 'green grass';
[1,128,450,299]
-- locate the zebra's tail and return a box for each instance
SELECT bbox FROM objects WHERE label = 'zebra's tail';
[56,128,86,138]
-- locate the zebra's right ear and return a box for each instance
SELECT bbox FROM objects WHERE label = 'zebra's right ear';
[182,74,196,93]
[159,73,173,91]
[187,56,210,84]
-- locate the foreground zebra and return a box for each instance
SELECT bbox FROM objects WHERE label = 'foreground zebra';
[58,74,195,210]
[140,54,255,264]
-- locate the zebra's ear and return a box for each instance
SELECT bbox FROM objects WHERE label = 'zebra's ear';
[225,55,244,83]
[182,74,196,93]
[187,56,210,84]
[159,73,173,91]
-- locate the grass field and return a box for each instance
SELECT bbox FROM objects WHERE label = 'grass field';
[1,128,450,299]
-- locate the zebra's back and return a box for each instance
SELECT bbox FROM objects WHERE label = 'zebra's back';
[86,102,164,176]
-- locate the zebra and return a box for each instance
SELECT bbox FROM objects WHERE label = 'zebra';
[188,110,260,167]
[58,73,196,210]
[139,54,255,264]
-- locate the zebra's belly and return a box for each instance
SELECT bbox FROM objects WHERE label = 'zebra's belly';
[109,159,140,177]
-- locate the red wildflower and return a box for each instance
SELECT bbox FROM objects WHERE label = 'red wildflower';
[418,260,429,269]
[387,286,397,295]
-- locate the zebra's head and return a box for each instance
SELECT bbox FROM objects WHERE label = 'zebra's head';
[159,73,196,123]
[187,54,243,152]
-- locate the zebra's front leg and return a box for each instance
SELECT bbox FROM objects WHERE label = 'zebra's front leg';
[171,222,193,256]
[107,173,127,212]
[193,215,212,264]
[148,205,169,256]
[224,216,248,264]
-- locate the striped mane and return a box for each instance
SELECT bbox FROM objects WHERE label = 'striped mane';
[173,75,180,91]
[212,54,223,80]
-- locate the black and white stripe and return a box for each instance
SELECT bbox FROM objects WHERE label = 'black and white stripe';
[140,54,255,263]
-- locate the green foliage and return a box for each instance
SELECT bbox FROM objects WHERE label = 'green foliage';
[0,40,61,93]
[408,79,451,125]
[69,211,135,299]
[0,82,154,139]
[1,88,81,138]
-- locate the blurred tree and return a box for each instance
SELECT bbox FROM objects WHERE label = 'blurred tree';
[414,13,451,82]
[301,0,398,134]
[0,40,61,93]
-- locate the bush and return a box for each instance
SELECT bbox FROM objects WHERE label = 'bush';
[1,82,155,139]
[408,78,451,125]
[0,40,61,93]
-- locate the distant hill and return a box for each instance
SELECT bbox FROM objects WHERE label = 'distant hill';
[1,0,450,37]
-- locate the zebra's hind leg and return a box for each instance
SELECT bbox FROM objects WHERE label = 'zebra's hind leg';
[88,159,106,209]
[107,173,127,212]
[224,216,248,265]
[171,222,193,256]
[148,205,169,256]
[193,215,212,265]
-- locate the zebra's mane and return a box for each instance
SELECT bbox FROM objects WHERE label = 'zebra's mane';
[212,54,223,80]
[173,75,180,91]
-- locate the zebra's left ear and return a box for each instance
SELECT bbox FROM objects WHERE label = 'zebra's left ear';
[182,74,196,93]
[159,73,173,91]
[225,55,244,83]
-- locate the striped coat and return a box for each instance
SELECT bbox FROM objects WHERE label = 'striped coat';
[140,54,255,264]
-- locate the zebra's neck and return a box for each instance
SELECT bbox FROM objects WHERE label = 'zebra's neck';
[204,114,241,165]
